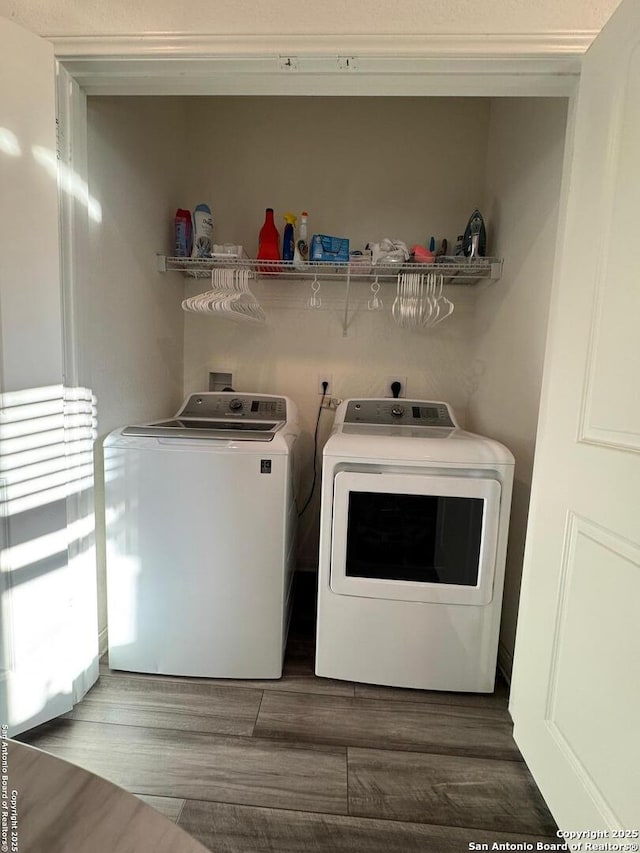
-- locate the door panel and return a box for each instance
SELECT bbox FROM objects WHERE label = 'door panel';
[580,44,640,450]
[510,0,640,829]
[0,19,96,734]
[0,16,63,392]
[548,515,640,823]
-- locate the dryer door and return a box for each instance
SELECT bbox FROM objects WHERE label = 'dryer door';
[330,471,501,605]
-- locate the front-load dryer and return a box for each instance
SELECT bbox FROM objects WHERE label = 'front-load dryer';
[315,398,514,692]
[104,392,299,679]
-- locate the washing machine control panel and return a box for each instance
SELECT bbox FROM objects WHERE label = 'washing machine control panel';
[344,399,455,427]
[180,393,287,420]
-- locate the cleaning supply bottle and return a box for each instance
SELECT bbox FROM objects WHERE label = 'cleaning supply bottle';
[174,209,192,257]
[257,207,281,273]
[282,213,297,262]
[293,211,309,269]
[191,204,213,258]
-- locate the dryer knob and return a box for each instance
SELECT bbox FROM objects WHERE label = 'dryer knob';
[228,398,244,411]
[391,406,404,418]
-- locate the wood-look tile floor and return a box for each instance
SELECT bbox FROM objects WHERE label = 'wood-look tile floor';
[20,579,558,852]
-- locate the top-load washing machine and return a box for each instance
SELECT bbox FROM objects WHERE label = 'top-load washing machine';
[315,398,514,692]
[104,392,299,679]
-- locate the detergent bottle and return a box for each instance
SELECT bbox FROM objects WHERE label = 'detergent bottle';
[282,213,297,262]
[191,203,213,258]
[293,211,309,269]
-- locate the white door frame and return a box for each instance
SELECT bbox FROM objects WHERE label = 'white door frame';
[51,32,588,97]
[52,31,584,664]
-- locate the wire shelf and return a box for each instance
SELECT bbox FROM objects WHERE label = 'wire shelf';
[157,254,503,284]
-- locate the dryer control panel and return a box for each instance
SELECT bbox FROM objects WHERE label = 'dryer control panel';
[180,393,287,420]
[343,399,456,427]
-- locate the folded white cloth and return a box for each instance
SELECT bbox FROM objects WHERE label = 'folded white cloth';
[369,238,410,266]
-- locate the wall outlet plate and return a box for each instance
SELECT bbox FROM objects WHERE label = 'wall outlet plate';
[386,376,407,397]
[318,375,333,396]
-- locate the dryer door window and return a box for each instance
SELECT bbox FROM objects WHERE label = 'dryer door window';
[330,471,501,605]
[345,491,483,586]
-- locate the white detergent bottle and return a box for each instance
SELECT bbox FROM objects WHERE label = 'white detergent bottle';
[191,203,213,258]
[293,210,309,269]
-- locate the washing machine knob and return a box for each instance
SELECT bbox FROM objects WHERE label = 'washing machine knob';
[391,406,404,418]
[228,398,244,411]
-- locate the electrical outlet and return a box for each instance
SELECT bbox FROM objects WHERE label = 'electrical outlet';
[318,375,332,396]
[386,376,407,397]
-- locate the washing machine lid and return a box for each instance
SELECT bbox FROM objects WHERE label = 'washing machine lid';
[121,392,289,442]
[122,419,283,441]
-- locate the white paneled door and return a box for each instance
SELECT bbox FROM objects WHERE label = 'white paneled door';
[0,17,98,735]
[510,0,640,831]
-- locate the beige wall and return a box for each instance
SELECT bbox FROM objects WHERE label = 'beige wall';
[184,280,480,565]
[84,94,568,670]
[181,96,491,565]
[87,97,187,642]
[87,97,187,433]
[468,97,569,675]
[0,0,621,37]
[181,97,490,254]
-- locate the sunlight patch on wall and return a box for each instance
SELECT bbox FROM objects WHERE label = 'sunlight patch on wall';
[0,127,21,157]
[0,384,99,732]
[0,514,94,574]
[31,145,102,223]
[0,385,97,518]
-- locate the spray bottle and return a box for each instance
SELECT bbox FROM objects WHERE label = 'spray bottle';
[282,213,297,262]
[293,210,309,269]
